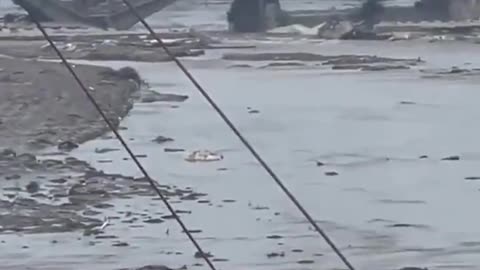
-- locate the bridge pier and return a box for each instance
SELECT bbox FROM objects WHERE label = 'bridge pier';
[227,0,287,33]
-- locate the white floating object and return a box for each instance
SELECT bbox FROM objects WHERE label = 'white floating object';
[62,43,77,52]
[100,217,110,230]
[101,39,117,45]
[185,150,223,162]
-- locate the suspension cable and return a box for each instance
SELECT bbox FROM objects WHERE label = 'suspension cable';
[21,4,218,270]
[121,1,357,270]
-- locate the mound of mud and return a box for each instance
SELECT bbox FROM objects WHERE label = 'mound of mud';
[0,58,140,152]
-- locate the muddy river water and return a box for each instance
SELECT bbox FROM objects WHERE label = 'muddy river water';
[2,0,480,270]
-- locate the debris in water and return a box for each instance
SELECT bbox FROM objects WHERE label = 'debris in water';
[100,217,110,230]
[185,150,223,162]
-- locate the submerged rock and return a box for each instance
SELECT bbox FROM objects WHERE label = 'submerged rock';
[140,90,189,103]
[152,136,174,144]
[26,181,40,193]
[58,141,79,151]
[441,155,460,161]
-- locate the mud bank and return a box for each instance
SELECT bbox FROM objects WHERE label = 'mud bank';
[0,58,141,152]
[223,52,424,71]
[0,56,199,248]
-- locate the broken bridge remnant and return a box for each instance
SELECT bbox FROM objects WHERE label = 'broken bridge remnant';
[12,0,178,30]
[226,0,480,33]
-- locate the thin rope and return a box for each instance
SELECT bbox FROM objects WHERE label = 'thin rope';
[121,1,357,270]
[21,4,218,270]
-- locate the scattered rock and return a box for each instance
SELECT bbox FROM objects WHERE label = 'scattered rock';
[212,258,229,262]
[94,148,120,154]
[398,267,428,270]
[267,252,285,258]
[49,178,67,184]
[5,174,21,180]
[386,223,429,229]
[227,64,252,69]
[112,242,129,247]
[441,155,460,161]
[194,251,213,259]
[143,218,164,224]
[152,136,174,144]
[164,148,185,153]
[58,141,79,151]
[297,260,315,264]
[316,161,325,166]
[93,203,114,209]
[25,181,40,193]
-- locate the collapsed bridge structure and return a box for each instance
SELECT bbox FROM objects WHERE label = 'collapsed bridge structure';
[12,0,178,30]
[227,0,480,33]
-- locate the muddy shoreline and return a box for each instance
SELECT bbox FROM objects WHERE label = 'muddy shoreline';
[0,53,205,270]
[0,57,140,152]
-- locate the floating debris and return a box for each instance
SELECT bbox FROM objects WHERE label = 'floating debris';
[185,150,223,162]
[100,217,110,231]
